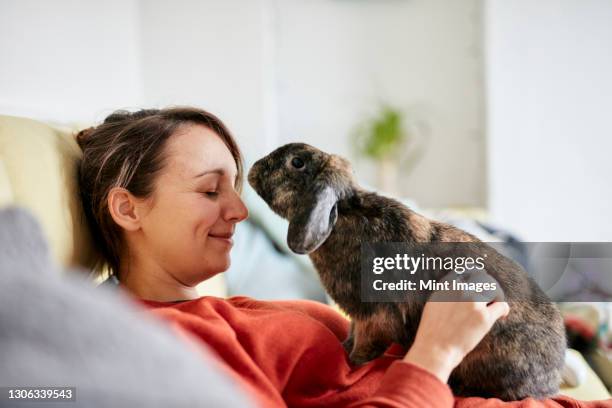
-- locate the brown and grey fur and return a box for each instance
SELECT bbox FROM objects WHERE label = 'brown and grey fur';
[248,143,566,401]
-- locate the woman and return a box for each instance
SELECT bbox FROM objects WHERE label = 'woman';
[76,107,603,408]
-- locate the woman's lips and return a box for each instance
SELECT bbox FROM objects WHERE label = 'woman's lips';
[209,234,233,246]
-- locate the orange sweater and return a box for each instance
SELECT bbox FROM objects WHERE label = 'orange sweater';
[135,296,610,408]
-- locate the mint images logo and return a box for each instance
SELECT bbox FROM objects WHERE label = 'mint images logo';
[371,275,498,294]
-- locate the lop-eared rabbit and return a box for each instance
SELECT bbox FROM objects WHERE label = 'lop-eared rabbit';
[247,143,565,400]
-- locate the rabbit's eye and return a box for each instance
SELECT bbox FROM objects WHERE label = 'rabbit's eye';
[291,157,305,169]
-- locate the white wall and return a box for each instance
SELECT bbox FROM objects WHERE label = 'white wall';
[275,0,486,207]
[139,0,277,162]
[486,0,612,241]
[0,0,142,124]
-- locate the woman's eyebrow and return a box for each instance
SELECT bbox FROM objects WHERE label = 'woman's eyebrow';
[193,168,225,178]
[193,168,238,181]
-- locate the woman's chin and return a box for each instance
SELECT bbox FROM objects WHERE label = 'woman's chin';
[208,258,232,275]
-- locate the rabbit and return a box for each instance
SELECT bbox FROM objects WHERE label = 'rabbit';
[247,143,566,401]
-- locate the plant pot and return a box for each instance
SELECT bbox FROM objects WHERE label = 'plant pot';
[377,157,400,196]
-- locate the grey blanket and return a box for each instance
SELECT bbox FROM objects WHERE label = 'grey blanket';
[0,207,253,407]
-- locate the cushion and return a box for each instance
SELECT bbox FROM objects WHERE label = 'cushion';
[0,206,254,407]
[0,115,97,271]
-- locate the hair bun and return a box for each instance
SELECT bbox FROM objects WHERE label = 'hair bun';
[75,126,95,151]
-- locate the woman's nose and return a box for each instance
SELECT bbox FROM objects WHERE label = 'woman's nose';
[224,191,249,223]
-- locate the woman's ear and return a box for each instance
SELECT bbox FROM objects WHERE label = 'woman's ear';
[287,185,339,254]
[107,187,143,232]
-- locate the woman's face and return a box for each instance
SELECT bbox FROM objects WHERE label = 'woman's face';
[135,124,248,286]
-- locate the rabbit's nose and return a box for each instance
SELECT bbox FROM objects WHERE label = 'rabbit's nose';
[248,161,264,188]
[247,166,258,187]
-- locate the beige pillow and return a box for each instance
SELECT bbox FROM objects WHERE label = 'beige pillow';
[0,115,97,272]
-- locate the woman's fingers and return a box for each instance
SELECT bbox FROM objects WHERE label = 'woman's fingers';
[486,301,510,321]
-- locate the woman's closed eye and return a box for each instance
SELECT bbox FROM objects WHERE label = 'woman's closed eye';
[203,190,219,198]
[198,184,220,198]
[197,178,237,199]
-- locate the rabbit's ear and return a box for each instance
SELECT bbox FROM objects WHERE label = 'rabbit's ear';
[287,185,339,254]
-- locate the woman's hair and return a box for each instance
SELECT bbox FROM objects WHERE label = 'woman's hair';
[76,106,243,279]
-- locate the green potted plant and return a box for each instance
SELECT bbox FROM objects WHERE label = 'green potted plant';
[352,104,417,195]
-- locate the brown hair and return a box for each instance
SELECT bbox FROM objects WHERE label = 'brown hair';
[76,106,243,279]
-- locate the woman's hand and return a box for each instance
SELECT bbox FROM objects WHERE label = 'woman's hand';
[403,270,510,383]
